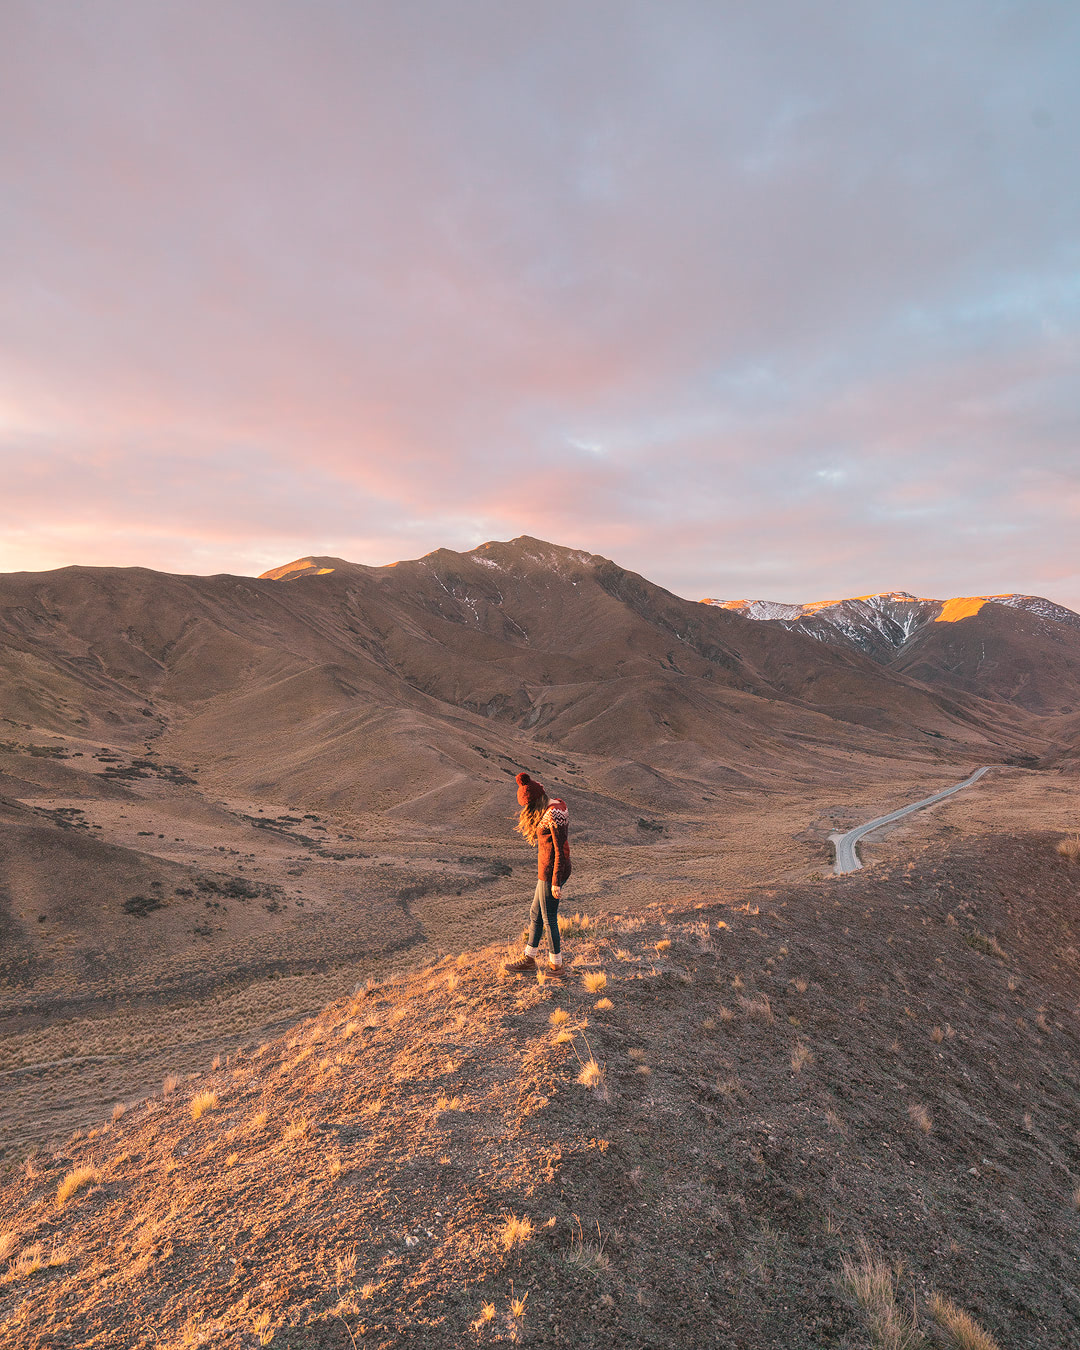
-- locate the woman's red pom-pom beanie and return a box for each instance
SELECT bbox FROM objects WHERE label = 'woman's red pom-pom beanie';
[516,771,545,808]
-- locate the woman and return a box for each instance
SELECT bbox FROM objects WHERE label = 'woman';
[502,771,572,977]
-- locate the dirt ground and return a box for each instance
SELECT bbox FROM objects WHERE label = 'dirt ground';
[5,725,1073,1163]
[2,815,1079,1347]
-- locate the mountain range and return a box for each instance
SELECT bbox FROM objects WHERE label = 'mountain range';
[704,589,1080,715]
[3,539,1073,842]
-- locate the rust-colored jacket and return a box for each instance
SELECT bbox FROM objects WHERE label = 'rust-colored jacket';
[536,798,571,886]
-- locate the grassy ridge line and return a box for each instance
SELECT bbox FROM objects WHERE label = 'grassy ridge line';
[2,834,1079,1347]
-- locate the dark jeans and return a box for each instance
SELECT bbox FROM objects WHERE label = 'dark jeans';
[528,877,561,954]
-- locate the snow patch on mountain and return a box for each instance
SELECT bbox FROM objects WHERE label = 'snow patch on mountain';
[702,590,1080,658]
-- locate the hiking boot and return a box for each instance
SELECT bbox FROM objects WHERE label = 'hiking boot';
[544,962,570,979]
[502,954,537,976]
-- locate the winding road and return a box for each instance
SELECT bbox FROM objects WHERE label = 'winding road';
[832,766,992,874]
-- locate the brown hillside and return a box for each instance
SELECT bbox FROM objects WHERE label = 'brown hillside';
[2,831,1078,1348]
[889,600,1080,713]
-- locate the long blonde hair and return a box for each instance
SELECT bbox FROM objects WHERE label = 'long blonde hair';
[515,793,549,846]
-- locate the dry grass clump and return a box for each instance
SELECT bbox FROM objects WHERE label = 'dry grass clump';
[577,1059,609,1099]
[565,1223,611,1277]
[500,1214,533,1250]
[654,938,672,953]
[283,1116,309,1142]
[1070,1185,1080,1210]
[553,1029,573,1045]
[162,1073,180,1097]
[929,1293,1001,1350]
[549,1008,569,1027]
[111,1102,126,1122]
[931,1025,945,1044]
[966,930,1008,960]
[471,1302,496,1331]
[790,1042,812,1073]
[838,1248,923,1350]
[1056,833,1080,863]
[6,1241,71,1281]
[583,971,607,994]
[594,997,613,1010]
[56,1165,100,1207]
[558,911,598,935]
[189,1090,218,1121]
[908,1103,933,1134]
[738,993,774,1023]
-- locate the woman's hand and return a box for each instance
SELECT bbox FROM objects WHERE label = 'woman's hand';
[551,885,561,900]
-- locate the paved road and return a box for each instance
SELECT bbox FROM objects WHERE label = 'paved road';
[832,766,992,874]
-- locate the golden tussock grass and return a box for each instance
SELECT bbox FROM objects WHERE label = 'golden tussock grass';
[162,1074,180,1097]
[111,1102,126,1122]
[189,1091,218,1121]
[583,971,607,994]
[792,977,808,993]
[56,1165,100,1207]
[249,1109,268,1132]
[557,911,598,935]
[1056,833,1080,863]
[225,1151,239,1168]
[577,1059,609,1099]
[500,1214,533,1250]
[435,1095,461,1111]
[510,1289,529,1318]
[908,1103,933,1134]
[929,1293,1001,1350]
[5,1241,69,1281]
[549,1008,569,1027]
[702,1017,717,1032]
[553,1029,572,1044]
[931,1025,945,1044]
[472,1302,496,1330]
[628,1047,647,1060]
[634,1064,651,1075]
[838,1248,923,1350]
[594,997,613,1010]
[654,938,671,952]
[0,1232,14,1262]
[283,1116,309,1142]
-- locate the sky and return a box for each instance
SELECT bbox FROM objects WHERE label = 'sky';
[2,1,1079,607]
